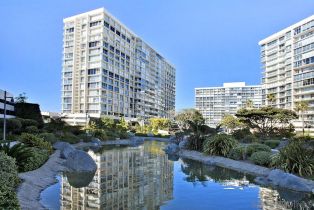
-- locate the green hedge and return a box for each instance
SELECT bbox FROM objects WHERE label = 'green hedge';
[228,145,247,160]
[249,151,272,167]
[20,133,52,153]
[246,143,271,157]
[0,152,20,209]
[15,103,44,128]
[38,132,58,144]
[19,147,49,172]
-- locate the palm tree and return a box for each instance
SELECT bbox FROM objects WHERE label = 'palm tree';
[245,99,254,109]
[267,93,276,105]
[295,101,309,136]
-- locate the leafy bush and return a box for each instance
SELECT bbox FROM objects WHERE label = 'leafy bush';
[242,134,258,143]
[249,151,272,166]
[0,152,20,209]
[246,143,271,157]
[19,147,49,172]
[118,130,129,139]
[187,134,206,151]
[264,140,280,149]
[20,133,52,153]
[228,145,247,160]
[0,118,22,134]
[57,132,81,144]
[203,134,238,156]
[38,132,58,144]
[272,141,314,176]
[15,102,44,128]
[232,128,251,140]
[94,129,109,141]
[0,143,49,172]
[25,125,39,134]
[19,118,39,129]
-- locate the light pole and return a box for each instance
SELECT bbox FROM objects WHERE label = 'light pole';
[3,91,14,141]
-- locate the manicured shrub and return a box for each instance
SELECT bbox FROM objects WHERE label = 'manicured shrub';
[19,147,49,172]
[24,125,39,134]
[19,118,39,129]
[246,143,271,157]
[228,145,247,160]
[242,134,258,143]
[203,134,238,157]
[57,132,81,144]
[272,141,314,176]
[118,130,129,139]
[15,102,44,128]
[232,128,251,140]
[20,133,52,153]
[94,129,109,141]
[0,152,20,209]
[249,151,272,166]
[0,118,22,134]
[264,140,280,149]
[38,132,58,144]
[0,143,49,172]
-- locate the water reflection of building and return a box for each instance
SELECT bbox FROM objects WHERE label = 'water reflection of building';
[61,142,174,210]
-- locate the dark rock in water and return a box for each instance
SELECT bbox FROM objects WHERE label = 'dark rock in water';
[65,171,96,188]
[164,143,179,155]
[64,150,97,173]
[167,154,179,161]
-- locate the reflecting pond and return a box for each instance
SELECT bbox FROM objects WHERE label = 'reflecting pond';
[41,141,314,210]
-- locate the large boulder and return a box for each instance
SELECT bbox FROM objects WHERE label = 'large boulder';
[64,150,97,173]
[164,143,180,155]
[179,137,189,149]
[53,141,76,159]
[276,140,289,150]
[255,169,314,192]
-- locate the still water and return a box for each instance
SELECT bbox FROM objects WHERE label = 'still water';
[41,141,314,210]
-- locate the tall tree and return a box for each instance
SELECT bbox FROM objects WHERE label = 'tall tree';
[236,106,297,138]
[220,114,243,133]
[295,101,309,136]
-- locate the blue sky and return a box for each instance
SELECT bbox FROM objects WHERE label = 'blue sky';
[1,0,314,112]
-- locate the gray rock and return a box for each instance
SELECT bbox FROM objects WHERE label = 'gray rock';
[91,138,101,145]
[164,143,180,155]
[53,141,76,159]
[260,169,314,192]
[53,141,71,150]
[179,138,189,149]
[64,150,97,173]
[61,144,75,159]
[276,140,289,150]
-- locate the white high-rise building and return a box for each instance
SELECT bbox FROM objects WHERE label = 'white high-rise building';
[61,8,175,125]
[195,82,262,127]
[259,15,314,132]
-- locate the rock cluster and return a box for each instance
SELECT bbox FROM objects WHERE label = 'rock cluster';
[53,141,97,174]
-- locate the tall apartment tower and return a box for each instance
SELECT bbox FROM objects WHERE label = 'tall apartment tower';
[259,15,314,130]
[195,82,262,127]
[62,8,175,125]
